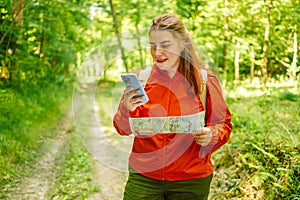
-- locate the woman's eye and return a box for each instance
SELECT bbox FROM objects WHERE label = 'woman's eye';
[161,45,170,49]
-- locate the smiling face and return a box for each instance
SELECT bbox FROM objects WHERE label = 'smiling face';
[149,30,183,76]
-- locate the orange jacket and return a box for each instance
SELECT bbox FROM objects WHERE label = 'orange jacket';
[113,65,232,181]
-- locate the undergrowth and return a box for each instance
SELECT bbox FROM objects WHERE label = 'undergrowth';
[210,87,300,199]
[0,80,72,198]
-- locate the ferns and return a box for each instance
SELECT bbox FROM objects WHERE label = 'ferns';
[210,88,300,199]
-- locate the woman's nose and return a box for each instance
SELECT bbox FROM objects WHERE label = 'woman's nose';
[154,48,163,56]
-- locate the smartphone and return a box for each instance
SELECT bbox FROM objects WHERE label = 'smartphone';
[121,73,149,103]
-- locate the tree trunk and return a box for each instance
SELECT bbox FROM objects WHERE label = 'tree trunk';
[13,0,24,27]
[135,23,144,68]
[13,0,24,45]
[38,9,45,59]
[223,0,229,85]
[234,41,240,83]
[260,0,272,88]
[0,0,24,45]
[109,0,128,72]
[290,29,297,81]
[133,6,144,68]
[250,46,255,83]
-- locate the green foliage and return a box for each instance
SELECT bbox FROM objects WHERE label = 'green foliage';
[0,81,72,197]
[0,135,28,193]
[211,87,300,199]
[1,0,300,85]
[1,0,300,198]
[279,91,299,102]
[0,0,93,88]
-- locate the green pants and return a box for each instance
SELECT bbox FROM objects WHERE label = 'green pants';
[123,172,213,200]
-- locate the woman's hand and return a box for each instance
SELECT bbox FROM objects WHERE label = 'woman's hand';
[194,127,212,146]
[124,87,147,112]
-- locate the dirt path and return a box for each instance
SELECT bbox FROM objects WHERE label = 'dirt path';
[8,108,127,200]
[9,84,128,200]
[88,160,127,200]
[9,111,73,200]
[73,87,128,200]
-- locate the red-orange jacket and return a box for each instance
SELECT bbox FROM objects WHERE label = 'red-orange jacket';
[113,65,232,181]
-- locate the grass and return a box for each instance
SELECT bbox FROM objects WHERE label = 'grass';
[0,80,72,198]
[210,84,300,199]
[46,130,99,199]
[0,79,100,199]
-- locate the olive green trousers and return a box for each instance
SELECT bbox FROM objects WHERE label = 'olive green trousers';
[123,172,213,200]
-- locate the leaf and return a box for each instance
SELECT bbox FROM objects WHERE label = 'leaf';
[238,152,264,170]
[250,171,277,189]
[252,143,279,164]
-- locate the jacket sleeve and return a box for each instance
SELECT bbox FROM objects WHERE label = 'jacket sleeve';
[113,96,136,136]
[113,71,146,136]
[200,71,232,157]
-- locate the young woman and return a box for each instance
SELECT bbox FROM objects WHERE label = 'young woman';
[113,13,232,200]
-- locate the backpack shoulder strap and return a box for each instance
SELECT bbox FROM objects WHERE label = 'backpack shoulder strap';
[138,67,152,87]
[199,69,208,110]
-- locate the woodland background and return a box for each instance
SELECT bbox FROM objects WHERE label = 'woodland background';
[0,0,299,199]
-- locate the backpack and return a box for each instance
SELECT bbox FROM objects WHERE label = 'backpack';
[138,67,208,109]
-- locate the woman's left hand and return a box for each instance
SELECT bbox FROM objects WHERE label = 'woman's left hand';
[194,127,212,146]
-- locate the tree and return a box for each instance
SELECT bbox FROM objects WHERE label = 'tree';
[223,0,230,84]
[108,0,128,72]
[260,0,273,87]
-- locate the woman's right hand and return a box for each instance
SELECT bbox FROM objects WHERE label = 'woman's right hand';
[124,87,147,112]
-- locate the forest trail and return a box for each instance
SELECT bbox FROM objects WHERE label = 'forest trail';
[88,161,126,200]
[73,85,127,200]
[9,111,74,200]
[8,102,127,200]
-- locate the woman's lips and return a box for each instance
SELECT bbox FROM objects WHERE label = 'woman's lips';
[156,58,168,64]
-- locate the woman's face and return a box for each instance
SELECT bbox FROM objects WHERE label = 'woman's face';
[149,30,183,73]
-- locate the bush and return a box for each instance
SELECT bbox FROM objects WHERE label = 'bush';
[211,89,300,199]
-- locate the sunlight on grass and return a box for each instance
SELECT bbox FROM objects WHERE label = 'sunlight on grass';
[211,80,300,199]
[228,78,299,98]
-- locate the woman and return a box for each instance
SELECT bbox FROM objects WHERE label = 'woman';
[113,13,232,200]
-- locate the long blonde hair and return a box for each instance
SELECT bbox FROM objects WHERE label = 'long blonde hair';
[149,13,205,96]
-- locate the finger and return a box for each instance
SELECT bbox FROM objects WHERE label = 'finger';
[196,136,208,141]
[135,101,146,107]
[195,138,209,146]
[196,138,205,143]
[124,86,133,91]
[195,132,207,139]
[194,129,205,135]
[195,138,206,146]
[135,95,146,102]
[195,133,207,139]
[130,97,143,104]
[132,89,144,97]
[124,87,134,97]
[194,132,212,145]
[198,132,212,140]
